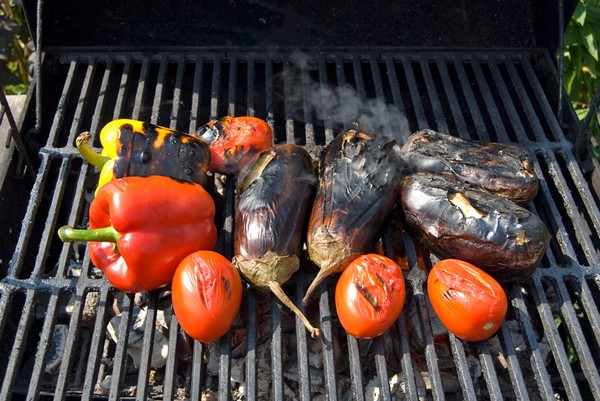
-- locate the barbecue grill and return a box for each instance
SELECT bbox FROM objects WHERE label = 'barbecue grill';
[2,0,600,400]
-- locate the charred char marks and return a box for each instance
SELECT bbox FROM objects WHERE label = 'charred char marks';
[397,130,539,205]
[401,173,550,283]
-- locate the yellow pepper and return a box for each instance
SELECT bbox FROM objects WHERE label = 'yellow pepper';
[76,119,211,194]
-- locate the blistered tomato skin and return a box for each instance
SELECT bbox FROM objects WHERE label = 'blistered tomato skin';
[427,259,508,341]
[172,251,243,343]
[335,254,406,339]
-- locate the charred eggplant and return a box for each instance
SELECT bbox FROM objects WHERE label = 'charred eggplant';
[233,144,320,337]
[303,129,405,304]
[401,173,550,282]
[397,130,539,205]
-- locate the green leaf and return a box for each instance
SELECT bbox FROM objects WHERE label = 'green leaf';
[580,24,599,61]
[583,49,598,78]
[573,3,587,25]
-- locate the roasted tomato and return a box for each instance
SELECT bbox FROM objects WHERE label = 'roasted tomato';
[335,254,406,339]
[427,259,508,341]
[172,251,243,343]
[194,116,273,175]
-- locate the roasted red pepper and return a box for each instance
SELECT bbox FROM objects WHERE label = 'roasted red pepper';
[58,175,217,293]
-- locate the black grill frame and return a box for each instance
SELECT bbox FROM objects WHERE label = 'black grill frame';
[1,48,600,401]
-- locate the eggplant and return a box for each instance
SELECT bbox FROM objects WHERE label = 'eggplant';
[397,130,539,205]
[303,129,406,304]
[233,144,320,337]
[401,173,551,282]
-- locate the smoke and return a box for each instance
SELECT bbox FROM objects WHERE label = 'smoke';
[283,54,411,143]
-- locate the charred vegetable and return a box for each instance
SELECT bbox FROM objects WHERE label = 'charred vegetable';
[233,144,320,337]
[303,129,405,305]
[195,116,273,175]
[397,130,538,205]
[401,173,550,282]
[78,119,211,193]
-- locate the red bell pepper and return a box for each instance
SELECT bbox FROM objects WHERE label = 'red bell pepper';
[58,175,217,293]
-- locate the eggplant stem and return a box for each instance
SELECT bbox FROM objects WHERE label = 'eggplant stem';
[58,225,121,243]
[268,281,320,338]
[76,131,110,168]
[302,268,331,306]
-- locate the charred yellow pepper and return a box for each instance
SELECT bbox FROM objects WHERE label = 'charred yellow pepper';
[76,119,211,194]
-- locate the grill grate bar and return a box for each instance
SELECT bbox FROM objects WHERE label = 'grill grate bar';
[498,320,531,400]
[414,290,446,400]
[531,277,583,400]
[170,56,186,128]
[521,57,566,143]
[189,57,204,133]
[554,278,600,398]
[318,287,339,401]
[32,157,70,278]
[0,290,36,401]
[81,289,112,400]
[135,293,159,401]
[112,57,132,121]
[209,55,221,120]
[476,342,504,401]
[448,335,477,400]
[228,54,238,116]
[382,57,410,143]
[131,59,150,121]
[161,310,180,401]
[271,300,284,401]
[510,285,555,399]
[108,293,134,401]
[54,288,85,400]
[434,57,469,140]
[401,58,428,131]
[294,279,312,401]
[544,150,598,266]
[190,337,205,400]
[467,55,511,144]
[317,55,335,144]
[449,54,491,141]
[244,289,258,400]
[150,55,169,125]
[418,56,449,133]
[247,56,256,116]
[347,335,365,401]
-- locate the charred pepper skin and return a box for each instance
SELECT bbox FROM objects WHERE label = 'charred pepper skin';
[58,175,217,293]
[397,130,539,206]
[401,173,550,283]
[77,119,211,193]
[233,144,320,337]
[303,129,406,305]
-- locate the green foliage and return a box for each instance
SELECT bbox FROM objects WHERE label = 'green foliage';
[0,0,32,95]
[563,0,600,153]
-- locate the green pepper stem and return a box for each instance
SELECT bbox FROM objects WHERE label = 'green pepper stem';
[58,225,121,243]
[76,131,109,168]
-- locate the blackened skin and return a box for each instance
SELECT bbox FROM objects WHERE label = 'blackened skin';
[303,129,406,304]
[401,173,550,283]
[397,130,539,206]
[113,123,211,189]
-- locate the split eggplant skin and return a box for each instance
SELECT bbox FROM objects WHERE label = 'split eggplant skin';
[303,130,406,304]
[233,143,321,337]
[397,130,539,206]
[401,173,551,283]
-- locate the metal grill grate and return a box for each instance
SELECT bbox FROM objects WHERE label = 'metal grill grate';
[1,49,600,401]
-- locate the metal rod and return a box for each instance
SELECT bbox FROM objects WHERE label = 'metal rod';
[35,0,43,133]
[558,0,565,124]
[0,88,36,179]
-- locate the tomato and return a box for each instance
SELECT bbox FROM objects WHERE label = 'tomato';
[335,254,406,339]
[172,251,243,343]
[427,259,508,341]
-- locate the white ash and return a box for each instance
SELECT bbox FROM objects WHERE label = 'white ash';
[106,306,169,369]
[44,324,68,375]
